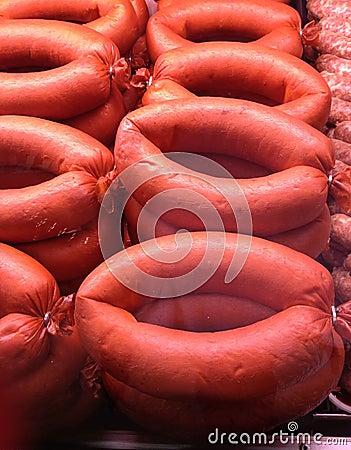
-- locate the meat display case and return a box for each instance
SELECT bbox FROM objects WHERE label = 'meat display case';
[20,0,351,448]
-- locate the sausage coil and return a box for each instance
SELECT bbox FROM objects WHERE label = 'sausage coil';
[76,231,347,439]
[143,42,331,129]
[111,98,334,243]
[146,0,303,62]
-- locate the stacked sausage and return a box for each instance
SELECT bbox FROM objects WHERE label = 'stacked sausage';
[2,0,351,445]
[116,0,347,257]
[0,2,151,145]
[0,2,150,447]
[76,231,346,441]
[76,0,351,443]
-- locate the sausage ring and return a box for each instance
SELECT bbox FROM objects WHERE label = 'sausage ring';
[143,42,331,130]
[0,19,128,142]
[0,0,147,55]
[75,231,344,436]
[146,0,303,62]
[112,98,333,238]
[0,115,114,243]
[0,243,100,439]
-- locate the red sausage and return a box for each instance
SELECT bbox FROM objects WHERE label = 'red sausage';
[115,99,333,174]
[0,115,114,243]
[124,191,330,258]
[143,42,331,129]
[134,293,276,332]
[0,243,99,440]
[267,204,331,258]
[0,115,114,178]
[0,166,54,189]
[75,231,344,436]
[0,20,126,127]
[103,347,342,439]
[15,220,103,282]
[0,0,142,55]
[1,171,100,243]
[146,0,303,62]
[129,0,149,33]
[112,98,333,237]
[15,212,122,283]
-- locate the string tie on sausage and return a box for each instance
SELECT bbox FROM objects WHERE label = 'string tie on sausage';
[109,65,115,80]
[43,293,75,336]
[43,311,51,326]
[333,300,351,342]
[328,173,333,188]
[331,305,337,325]
[147,75,153,88]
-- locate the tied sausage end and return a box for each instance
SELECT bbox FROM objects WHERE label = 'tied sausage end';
[329,164,351,214]
[334,301,351,342]
[90,43,131,92]
[301,20,320,46]
[112,57,132,91]
[95,168,119,206]
[44,293,76,336]
[123,67,152,111]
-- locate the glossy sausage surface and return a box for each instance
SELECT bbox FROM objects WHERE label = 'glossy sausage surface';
[0,20,125,122]
[0,244,99,438]
[143,42,331,129]
[113,98,333,237]
[0,0,147,54]
[0,115,114,243]
[76,232,343,412]
[146,0,303,62]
